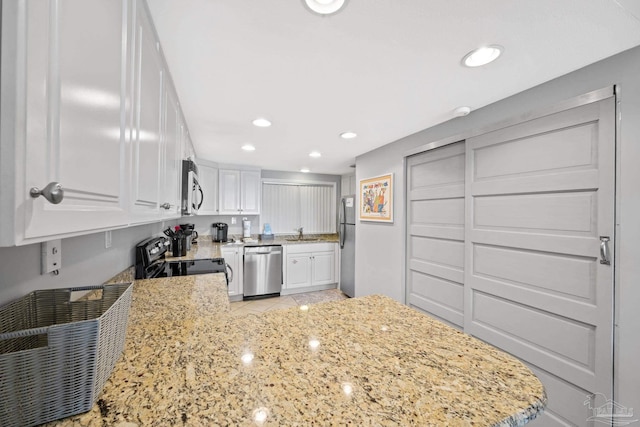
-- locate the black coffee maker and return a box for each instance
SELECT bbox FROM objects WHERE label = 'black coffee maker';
[179,223,197,250]
[212,223,228,242]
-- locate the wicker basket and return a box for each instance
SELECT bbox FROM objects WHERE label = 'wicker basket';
[0,283,133,427]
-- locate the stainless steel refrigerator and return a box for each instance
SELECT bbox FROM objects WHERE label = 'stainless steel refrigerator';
[339,195,356,297]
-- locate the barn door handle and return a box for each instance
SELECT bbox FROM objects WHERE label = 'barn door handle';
[599,236,611,265]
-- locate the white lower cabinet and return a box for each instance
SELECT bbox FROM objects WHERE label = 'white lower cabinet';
[285,243,336,290]
[221,246,243,300]
[286,253,313,288]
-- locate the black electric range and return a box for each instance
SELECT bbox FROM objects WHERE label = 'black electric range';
[135,236,228,284]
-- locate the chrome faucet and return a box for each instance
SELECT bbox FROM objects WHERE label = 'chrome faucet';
[297,227,304,240]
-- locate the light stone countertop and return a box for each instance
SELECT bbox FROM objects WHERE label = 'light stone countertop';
[46,273,545,426]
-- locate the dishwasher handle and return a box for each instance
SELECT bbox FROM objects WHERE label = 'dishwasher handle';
[244,246,282,255]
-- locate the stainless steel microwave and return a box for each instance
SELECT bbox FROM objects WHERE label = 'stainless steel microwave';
[181,159,203,215]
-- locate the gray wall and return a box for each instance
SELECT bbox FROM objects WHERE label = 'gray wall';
[0,221,176,304]
[355,45,640,415]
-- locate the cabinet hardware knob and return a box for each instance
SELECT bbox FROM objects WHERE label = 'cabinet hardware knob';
[160,202,171,210]
[30,182,64,204]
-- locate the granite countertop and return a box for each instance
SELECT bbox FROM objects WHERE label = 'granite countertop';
[165,234,339,261]
[47,274,545,426]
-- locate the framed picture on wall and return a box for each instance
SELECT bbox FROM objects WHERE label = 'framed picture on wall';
[359,173,393,223]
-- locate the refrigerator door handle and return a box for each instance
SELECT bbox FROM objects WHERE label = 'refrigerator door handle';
[340,198,346,249]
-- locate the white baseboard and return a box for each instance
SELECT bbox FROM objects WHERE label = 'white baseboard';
[281,283,337,296]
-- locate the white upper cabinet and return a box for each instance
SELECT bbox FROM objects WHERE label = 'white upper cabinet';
[129,0,164,223]
[197,160,219,215]
[218,169,261,215]
[0,0,129,246]
[218,169,241,215]
[341,174,356,196]
[161,83,182,217]
[0,0,187,246]
[240,170,261,214]
[130,0,183,223]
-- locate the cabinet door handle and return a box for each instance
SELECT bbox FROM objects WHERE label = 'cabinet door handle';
[600,236,611,265]
[160,202,171,210]
[30,182,64,204]
[226,263,234,283]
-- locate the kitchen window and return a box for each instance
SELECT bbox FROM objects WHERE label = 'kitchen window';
[261,182,336,234]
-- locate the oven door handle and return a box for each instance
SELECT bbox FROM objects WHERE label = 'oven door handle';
[226,263,233,284]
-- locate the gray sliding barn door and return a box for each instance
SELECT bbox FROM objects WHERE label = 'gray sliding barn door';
[465,97,615,426]
[406,142,465,328]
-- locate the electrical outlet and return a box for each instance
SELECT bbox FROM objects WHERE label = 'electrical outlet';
[105,230,112,249]
[231,217,236,225]
[41,239,62,274]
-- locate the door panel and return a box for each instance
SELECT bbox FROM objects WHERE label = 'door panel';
[406,142,465,328]
[473,245,595,302]
[528,365,596,426]
[465,97,615,426]
[474,192,596,234]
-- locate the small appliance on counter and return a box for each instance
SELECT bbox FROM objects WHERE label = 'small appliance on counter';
[179,223,197,250]
[212,222,228,242]
[135,236,229,283]
[242,218,251,238]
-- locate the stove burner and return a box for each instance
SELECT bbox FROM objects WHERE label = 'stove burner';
[135,237,228,284]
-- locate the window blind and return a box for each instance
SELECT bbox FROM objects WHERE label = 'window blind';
[262,183,335,234]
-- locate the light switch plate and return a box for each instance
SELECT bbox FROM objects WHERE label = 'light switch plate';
[41,239,62,274]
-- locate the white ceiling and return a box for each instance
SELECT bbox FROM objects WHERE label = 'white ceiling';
[147,0,640,175]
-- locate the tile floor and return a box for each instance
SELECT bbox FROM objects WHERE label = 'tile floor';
[230,289,348,316]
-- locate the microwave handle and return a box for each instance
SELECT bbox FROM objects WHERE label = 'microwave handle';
[196,185,204,209]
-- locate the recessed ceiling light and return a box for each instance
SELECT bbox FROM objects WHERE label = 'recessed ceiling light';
[453,106,471,117]
[300,168,310,173]
[462,45,503,67]
[340,131,357,139]
[309,151,322,158]
[303,0,347,15]
[242,144,256,151]
[252,118,271,127]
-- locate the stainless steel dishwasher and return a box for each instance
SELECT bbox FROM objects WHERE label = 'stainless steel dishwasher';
[243,245,283,299]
